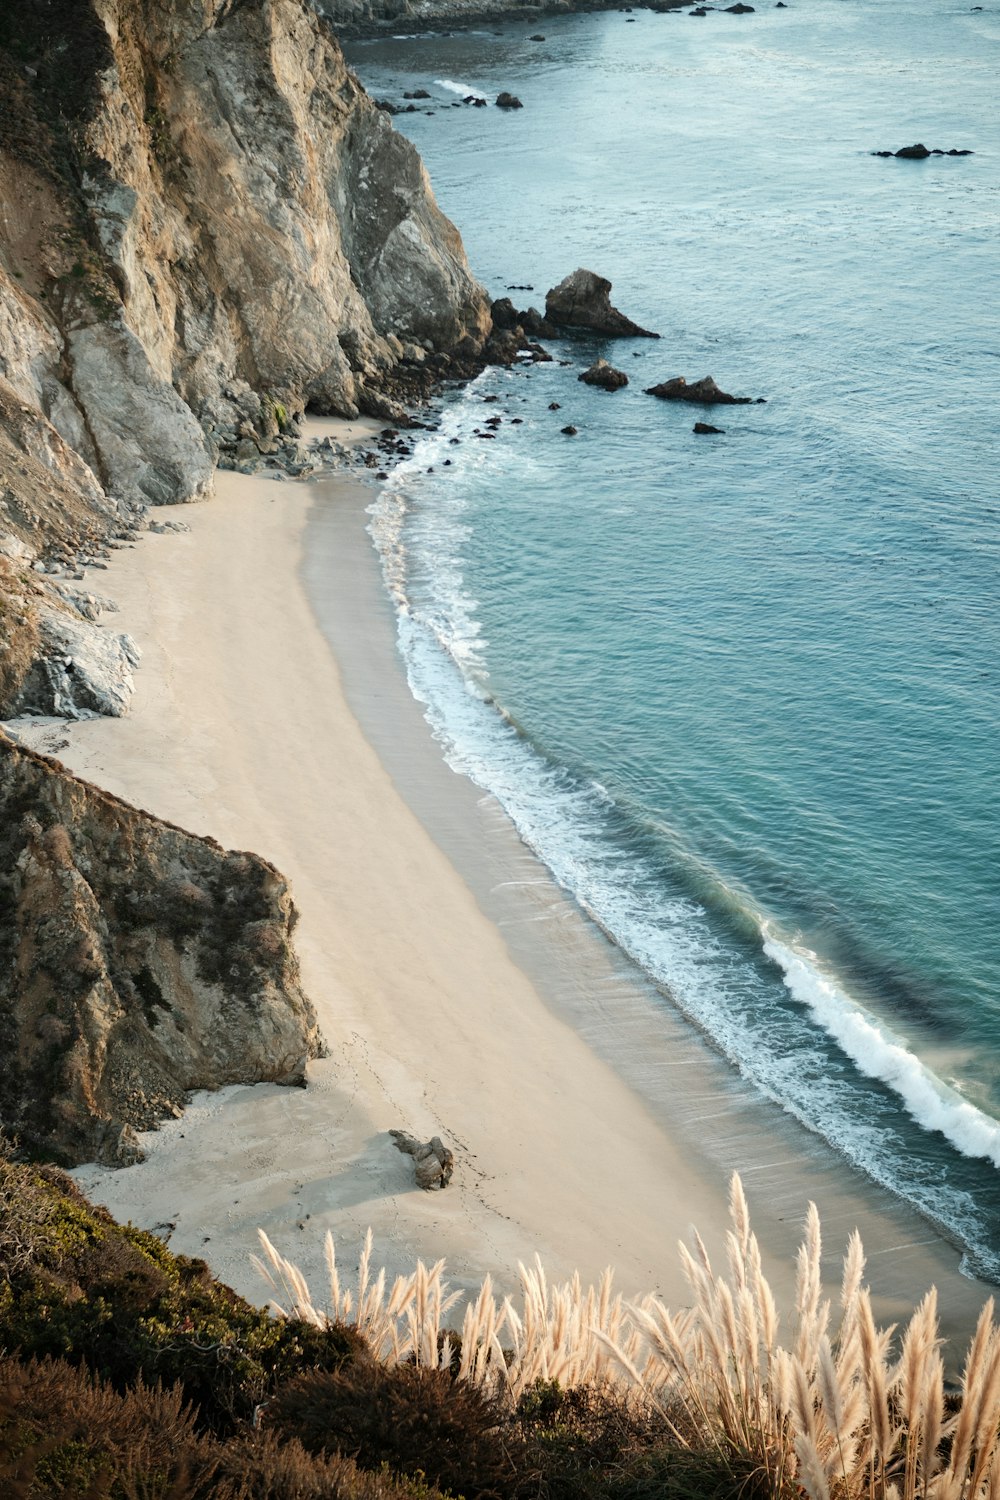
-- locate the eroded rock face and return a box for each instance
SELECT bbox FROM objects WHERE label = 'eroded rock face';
[545,269,659,339]
[0,0,491,708]
[0,731,324,1166]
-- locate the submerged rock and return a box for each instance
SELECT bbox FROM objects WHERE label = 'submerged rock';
[545,269,660,339]
[579,358,629,391]
[872,144,973,158]
[694,421,725,434]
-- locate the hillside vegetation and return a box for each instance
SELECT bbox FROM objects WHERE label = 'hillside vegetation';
[3,1152,1000,1500]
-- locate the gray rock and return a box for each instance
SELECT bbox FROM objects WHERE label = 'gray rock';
[68,323,214,506]
[390,1129,455,1189]
[16,606,141,719]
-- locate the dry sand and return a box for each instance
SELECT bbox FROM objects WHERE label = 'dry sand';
[15,422,991,1352]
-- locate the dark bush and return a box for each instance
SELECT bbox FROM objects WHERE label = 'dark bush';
[267,1360,519,1498]
[0,1159,363,1436]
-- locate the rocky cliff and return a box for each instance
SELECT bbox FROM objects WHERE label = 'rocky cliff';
[0,0,496,1164]
[0,728,323,1166]
[0,0,491,715]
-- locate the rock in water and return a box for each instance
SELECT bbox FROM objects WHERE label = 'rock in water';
[0,730,324,1166]
[545,269,660,338]
[644,375,760,405]
[390,1130,454,1189]
[578,358,629,391]
[495,92,523,109]
[694,421,725,434]
[871,144,973,158]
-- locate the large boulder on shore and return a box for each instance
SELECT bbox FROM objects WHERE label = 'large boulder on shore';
[579,358,629,391]
[644,375,761,405]
[545,270,659,338]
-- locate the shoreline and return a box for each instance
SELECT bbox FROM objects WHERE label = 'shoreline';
[331,0,690,42]
[11,428,988,1353]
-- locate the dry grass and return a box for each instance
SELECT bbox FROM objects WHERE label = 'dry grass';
[256,1176,1000,1500]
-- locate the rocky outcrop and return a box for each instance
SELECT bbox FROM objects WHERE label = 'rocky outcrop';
[0,0,492,711]
[0,729,323,1167]
[545,270,659,339]
[390,1130,455,1189]
[578,358,628,390]
[644,375,763,404]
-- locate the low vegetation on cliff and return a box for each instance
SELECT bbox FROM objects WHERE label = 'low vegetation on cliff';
[0,730,323,1166]
[3,1159,999,1500]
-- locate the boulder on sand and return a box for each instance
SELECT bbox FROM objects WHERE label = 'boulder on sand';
[545,269,659,338]
[644,374,762,405]
[390,1130,454,1190]
[578,358,629,391]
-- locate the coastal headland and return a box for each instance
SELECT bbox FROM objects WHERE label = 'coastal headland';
[0,0,995,1384]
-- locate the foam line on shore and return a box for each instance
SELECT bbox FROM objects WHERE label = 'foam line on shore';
[2,428,979,1353]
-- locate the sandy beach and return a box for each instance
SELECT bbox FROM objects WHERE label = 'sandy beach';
[15,423,990,1351]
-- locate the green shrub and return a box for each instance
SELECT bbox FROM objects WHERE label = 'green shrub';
[0,1160,362,1436]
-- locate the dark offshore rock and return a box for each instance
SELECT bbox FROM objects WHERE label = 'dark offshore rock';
[490,297,519,329]
[496,92,523,109]
[545,269,660,338]
[561,424,579,435]
[579,358,629,391]
[872,144,973,158]
[0,731,323,1167]
[694,421,725,434]
[390,1130,454,1189]
[725,3,755,11]
[518,306,559,338]
[644,375,761,404]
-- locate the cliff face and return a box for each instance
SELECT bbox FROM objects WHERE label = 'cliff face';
[0,729,324,1166]
[0,0,490,714]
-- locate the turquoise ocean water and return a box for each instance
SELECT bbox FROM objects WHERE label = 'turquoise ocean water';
[344,0,1000,1276]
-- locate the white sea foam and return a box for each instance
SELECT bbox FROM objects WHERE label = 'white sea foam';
[435,78,488,99]
[764,935,1000,1168]
[364,380,1000,1279]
